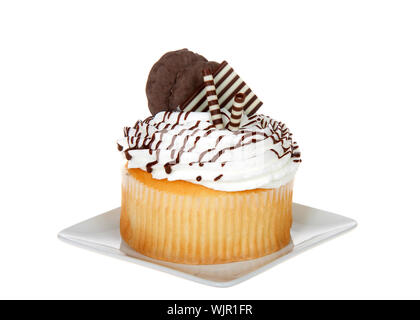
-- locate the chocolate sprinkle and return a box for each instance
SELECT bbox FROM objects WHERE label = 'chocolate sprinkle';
[214,174,223,181]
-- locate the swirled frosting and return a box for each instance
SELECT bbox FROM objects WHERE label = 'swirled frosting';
[117,110,301,192]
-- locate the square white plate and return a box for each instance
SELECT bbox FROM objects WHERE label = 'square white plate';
[58,203,356,287]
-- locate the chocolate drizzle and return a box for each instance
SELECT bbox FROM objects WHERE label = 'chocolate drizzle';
[146,149,161,173]
[118,110,301,181]
[184,111,192,120]
[187,136,201,152]
[167,135,177,150]
[146,161,158,173]
[190,120,200,130]
[164,163,172,174]
[270,148,289,159]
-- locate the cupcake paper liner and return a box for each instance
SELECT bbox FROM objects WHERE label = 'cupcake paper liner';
[121,169,294,265]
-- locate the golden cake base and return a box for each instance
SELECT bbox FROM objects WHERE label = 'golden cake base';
[121,168,293,265]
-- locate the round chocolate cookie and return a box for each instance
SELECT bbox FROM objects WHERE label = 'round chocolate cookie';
[145,49,219,115]
[168,60,220,110]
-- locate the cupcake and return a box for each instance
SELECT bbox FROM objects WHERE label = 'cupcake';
[117,49,301,264]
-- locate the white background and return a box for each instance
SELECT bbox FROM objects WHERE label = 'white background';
[1,0,419,299]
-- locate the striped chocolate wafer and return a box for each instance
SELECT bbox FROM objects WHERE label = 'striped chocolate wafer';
[180,61,263,116]
[203,68,224,129]
[227,93,245,131]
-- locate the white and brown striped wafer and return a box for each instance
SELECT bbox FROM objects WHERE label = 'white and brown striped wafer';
[203,68,224,129]
[227,93,245,131]
[180,61,263,116]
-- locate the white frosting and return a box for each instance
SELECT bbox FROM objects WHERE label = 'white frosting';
[117,111,301,192]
